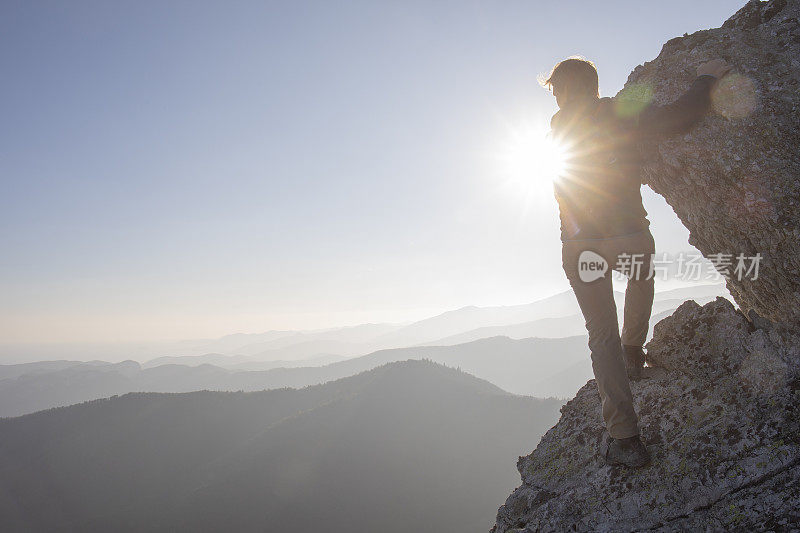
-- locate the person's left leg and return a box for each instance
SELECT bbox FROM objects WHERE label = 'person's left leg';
[562,239,639,440]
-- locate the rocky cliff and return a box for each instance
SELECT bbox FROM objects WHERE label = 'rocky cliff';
[625,0,800,325]
[492,2,800,529]
[492,298,800,531]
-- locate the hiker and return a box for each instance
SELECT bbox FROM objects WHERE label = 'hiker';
[545,57,730,468]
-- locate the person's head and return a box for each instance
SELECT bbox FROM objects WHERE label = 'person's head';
[543,57,599,109]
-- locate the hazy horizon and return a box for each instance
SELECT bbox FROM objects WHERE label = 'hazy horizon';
[0,282,729,365]
[1,1,743,344]
[0,282,727,346]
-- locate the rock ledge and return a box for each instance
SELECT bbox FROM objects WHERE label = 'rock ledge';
[492,297,800,532]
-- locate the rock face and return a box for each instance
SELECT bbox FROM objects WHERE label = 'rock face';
[622,0,800,325]
[492,297,800,532]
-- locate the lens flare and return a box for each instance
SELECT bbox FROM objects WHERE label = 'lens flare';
[712,72,757,119]
[614,82,654,118]
[497,123,568,193]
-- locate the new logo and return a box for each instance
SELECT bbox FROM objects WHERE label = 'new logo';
[578,250,608,282]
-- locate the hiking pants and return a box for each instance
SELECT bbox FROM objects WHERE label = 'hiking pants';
[561,230,655,439]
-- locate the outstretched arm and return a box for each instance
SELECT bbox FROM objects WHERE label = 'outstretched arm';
[634,60,730,135]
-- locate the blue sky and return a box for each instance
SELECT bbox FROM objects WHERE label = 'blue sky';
[1,0,743,342]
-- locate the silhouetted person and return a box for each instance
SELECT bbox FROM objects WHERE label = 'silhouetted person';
[545,57,730,468]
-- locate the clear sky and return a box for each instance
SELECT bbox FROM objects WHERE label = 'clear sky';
[1,0,744,343]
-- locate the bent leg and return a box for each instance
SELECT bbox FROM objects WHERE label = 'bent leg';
[622,276,654,347]
[616,231,656,347]
[562,242,639,439]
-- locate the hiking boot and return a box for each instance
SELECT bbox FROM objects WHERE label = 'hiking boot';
[623,345,645,380]
[599,433,651,468]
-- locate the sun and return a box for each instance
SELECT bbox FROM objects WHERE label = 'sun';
[497,122,568,193]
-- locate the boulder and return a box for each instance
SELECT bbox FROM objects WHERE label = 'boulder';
[622,0,800,325]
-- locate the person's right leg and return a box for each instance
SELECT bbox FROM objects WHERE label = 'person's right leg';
[614,231,656,379]
[562,241,639,440]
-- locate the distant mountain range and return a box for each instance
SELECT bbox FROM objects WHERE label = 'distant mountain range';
[0,284,736,533]
[0,284,730,417]
[0,360,563,533]
[0,335,588,417]
[141,352,345,370]
[417,285,727,348]
[0,284,728,365]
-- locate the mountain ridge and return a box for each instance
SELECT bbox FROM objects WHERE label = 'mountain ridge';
[0,360,562,533]
[0,335,589,418]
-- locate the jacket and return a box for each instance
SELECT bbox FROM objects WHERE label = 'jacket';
[551,75,717,241]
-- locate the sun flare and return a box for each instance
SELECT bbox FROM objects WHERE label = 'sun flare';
[498,123,568,193]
